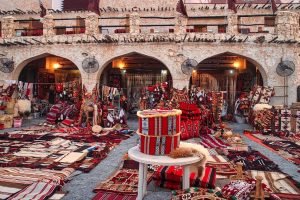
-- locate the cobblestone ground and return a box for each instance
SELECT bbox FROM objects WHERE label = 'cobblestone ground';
[2,118,299,199]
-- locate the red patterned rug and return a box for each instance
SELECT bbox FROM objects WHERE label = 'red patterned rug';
[92,191,137,200]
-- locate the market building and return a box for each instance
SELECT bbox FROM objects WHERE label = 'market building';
[0,0,299,199]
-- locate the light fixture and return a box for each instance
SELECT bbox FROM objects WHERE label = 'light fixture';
[229,70,234,74]
[192,70,197,73]
[233,61,240,69]
[118,62,125,69]
[53,63,60,69]
[161,70,167,75]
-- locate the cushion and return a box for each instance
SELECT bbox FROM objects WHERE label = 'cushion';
[222,180,255,200]
[61,119,74,127]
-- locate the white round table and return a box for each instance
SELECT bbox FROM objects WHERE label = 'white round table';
[128,143,203,200]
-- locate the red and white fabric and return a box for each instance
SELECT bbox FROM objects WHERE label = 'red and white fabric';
[8,181,57,200]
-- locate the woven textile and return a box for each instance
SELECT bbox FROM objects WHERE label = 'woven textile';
[227,151,281,172]
[93,168,153,194]
[92,191,137,200]
[280,109,291,133]
[0,167,74,186]
[199,134,229,149]
[171,187,224,200]
[154,166,216,190]
[8,181,57,200]
[246,170,300,194]
[0,185,23,199]
[222,180,255,200]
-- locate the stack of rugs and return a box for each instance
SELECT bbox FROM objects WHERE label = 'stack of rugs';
[46,104,78,125]
[0,167,73,200]
[179,102,200,140]
[211,92,224,124]
[153,166,217,190]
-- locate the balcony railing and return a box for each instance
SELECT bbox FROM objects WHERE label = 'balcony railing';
[0,12,298,41]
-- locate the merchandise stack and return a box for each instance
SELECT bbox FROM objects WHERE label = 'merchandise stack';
[211,92,223,124]
[137,109,182,155]
[179,102,201,140]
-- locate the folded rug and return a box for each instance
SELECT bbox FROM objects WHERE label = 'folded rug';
[8,181,57,200]
[246,170,300,195]
[199,134,229,149]
[92,191,137,200]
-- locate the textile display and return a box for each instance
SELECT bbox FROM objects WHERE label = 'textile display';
[211,92,223,124]
[171,187,224,200]
[291,110,300,133]
[8,181,57,200]
[249,86,274,106]
[154,166,216,190]
[280,109,292,133]
[180,120,200,140]
[92,191,137,200]
[221,180,255,200]
[263,140,300,166]
[199,134,229,149]
[226,150,281,172]
[93,168,153,194]
[246,170,300,195]
[0,167,74,186]
[0,184,23,200]
[137,109,182,155]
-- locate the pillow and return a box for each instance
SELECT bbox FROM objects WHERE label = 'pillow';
[61,118,74,127]
[222,180,255,200]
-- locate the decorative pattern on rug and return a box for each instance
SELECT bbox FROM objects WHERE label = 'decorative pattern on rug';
[263,140,300,166]
[154,166,216,190]
[246,170,300,195]
[280,109,291,134]
[171,187,224,200]
[93,161,153,195]
[227,150,281,172]
[8,181,57,200]
[92,191,137,200]
[199,134,229,149]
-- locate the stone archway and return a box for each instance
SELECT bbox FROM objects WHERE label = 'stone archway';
[195,51,267,86]
[12,53,84,81]
[97,51,174,82]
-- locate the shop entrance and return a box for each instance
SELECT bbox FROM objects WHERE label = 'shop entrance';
[190,52,263,114]
[18,54,81,105]
[100,53,172,114]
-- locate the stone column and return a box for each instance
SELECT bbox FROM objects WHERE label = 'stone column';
[42,14,55,37]
[129,12,140,34]
[227,13,239,35]
[85,13,99,35]
[174,14,187,34]
[275,11,299,39]
[1,16,15,38]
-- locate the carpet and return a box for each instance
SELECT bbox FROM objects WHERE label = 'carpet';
[8,181,57,200]
[199,134,229,149]
[244,132,300,166]
[92,191,137,200]
[226,150,281,172]
[246,170,300,194]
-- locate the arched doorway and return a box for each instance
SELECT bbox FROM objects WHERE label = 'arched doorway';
[190,52,264,113]
[100,53,172,113]
[18,54,81,104]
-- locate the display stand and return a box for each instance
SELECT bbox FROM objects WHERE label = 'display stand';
[128,142,204,200]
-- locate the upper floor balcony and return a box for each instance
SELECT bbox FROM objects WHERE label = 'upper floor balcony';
[0,4,299,46]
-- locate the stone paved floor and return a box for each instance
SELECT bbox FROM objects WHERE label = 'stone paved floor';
[2,118,299,199]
